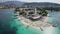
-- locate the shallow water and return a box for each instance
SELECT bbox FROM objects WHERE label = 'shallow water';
[0,9,60,34]
[48,11,60,27]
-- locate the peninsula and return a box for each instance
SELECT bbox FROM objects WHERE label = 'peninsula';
[14,7,56,31]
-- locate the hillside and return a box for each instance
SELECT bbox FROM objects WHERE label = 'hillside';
[0,1,25,7]
[23,2,60,8]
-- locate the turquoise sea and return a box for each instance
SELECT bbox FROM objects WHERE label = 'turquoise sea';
[0,9,60,34]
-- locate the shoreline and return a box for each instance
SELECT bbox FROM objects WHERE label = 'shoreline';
[17,15,53,30]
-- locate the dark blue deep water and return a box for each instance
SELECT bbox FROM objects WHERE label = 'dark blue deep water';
[0,9,17,34]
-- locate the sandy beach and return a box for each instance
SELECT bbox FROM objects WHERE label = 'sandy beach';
[17,15,53,30]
